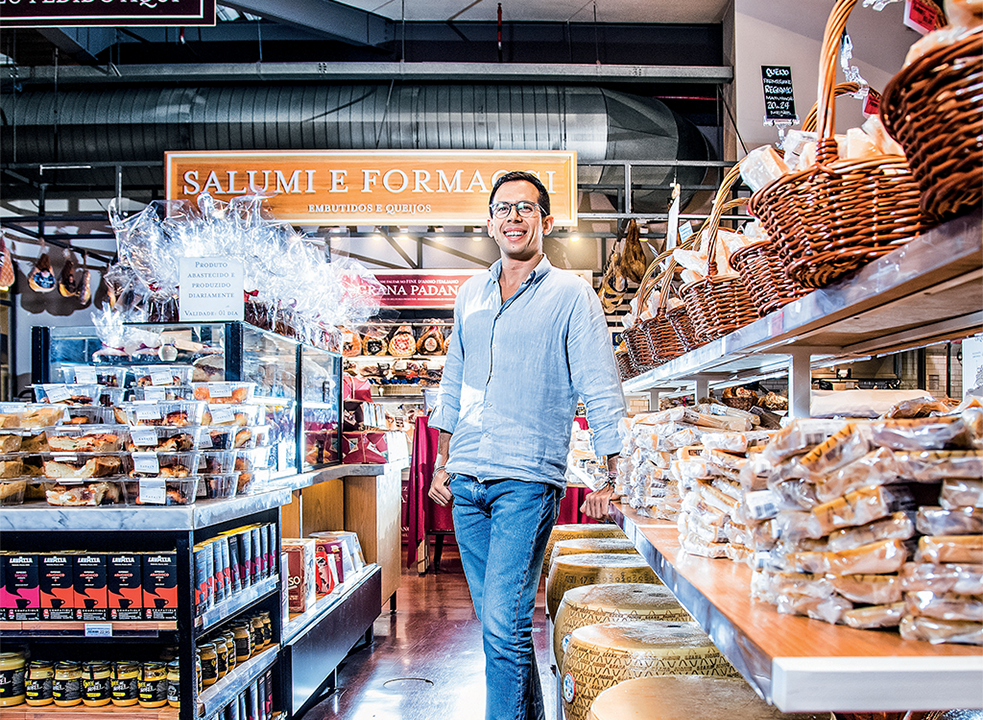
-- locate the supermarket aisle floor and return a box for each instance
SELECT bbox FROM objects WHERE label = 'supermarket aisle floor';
[300,549,556,720]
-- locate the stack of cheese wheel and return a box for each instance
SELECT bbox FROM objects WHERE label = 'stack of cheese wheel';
[553,583,690,669]
[589,675,829,720]
[546,553,659,618]
[561,620,739,720]
[548,537,638,574]
[542,523,627,576]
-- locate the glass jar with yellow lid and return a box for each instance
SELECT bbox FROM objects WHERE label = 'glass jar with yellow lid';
[0,651,26,707]
[111,662,140,707]
[25,660,53,707]
[198,643,218,687]
[81,661,112,707]
[138,662,168,708]
[166,660,180,709]
[52,661,82,707]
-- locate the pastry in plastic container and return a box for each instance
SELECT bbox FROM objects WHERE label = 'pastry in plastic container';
[59,365,128,387]
[41,452,123,479]
[64,406,115,425]
[841,602,905,629]
[199,450,237,474]
[0,403,64,429]
[33,383,102,405]
[131,365,195,387]
[0,478,28,505]
[940,478,983,510]
[0,434,22,453]
[116,401,206,427]
[44,479,123,506]
[904,590,983,623]
[201,404,261,427]
[899,616,983,645]
[125,426,201,452]
[123,477,199,506]
[197,473,238,499]
[810,484,914,536]
[900,563,983,596]
[191,382,256,405]
[123,451,200,478]
[199,426,236,450]
[916,535,983,564]
[45,425,126,452]
[132,385,195,402]
[916,506,983,536]
[231,425,271,449]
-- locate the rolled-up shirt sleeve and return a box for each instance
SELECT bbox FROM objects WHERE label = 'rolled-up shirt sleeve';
[429,293,465,434]
[566,283,626,457]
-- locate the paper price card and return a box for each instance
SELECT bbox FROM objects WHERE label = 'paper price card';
[139,479,167,505]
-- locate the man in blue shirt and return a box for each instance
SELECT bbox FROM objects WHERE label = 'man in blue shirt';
[428,171,626,720]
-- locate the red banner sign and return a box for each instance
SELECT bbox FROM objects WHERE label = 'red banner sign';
[369,270,483,308]
[0,0,216,27]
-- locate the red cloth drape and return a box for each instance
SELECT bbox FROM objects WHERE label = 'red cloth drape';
[406,416,455,568]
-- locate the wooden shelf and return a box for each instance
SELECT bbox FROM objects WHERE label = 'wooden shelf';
[0,620,176,639]
[612,503,983,713]
[0,704,178,720]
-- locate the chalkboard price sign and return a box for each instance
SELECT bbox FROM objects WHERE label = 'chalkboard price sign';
[761,66,797,121]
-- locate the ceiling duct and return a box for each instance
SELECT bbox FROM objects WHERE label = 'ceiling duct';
[1,84,712,211]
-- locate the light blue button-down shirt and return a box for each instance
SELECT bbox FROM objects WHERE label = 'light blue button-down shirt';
[429,255,626,488]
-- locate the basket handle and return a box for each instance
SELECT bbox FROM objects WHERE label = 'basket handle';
[816,0,860,162]
[701,163,747,278]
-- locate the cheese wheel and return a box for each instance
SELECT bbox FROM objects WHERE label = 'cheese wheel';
[553,583,689,668]
[588,675,828,720]
[549,538,638,574]
[543,523,627,576]
[561,620,739,720]
[546,553,659,618]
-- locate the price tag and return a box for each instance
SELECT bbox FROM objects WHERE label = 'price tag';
[132,452,160,475]
[209,383,232,399]
[135,404,162,421]
[43,384,72,404]
[199,431,213,449]
[142,386,166,402]
[84,623,113,638]
[745,490,781,521]
[761,65,797,121]
[150,369,173,386]
[52,453,79,462]
[678,221,694,243]
[209,405,235,424]
[903,0,942,34]
[139,478,167,505]
[74,367,98,384]
[130,428,159,447]
[862,89,881,118]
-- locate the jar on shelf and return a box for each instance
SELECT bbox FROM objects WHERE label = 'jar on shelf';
[166,660,180,709]
[52,661,82,708]
[258,610,273,648]
[221,630,238,671]
[251,615,266,651]
[81,661,112,707]
[111,661,140,707]
[138,662,168,708]
[199,643,218,688]
[0,651,26,707]
[214,637,229,679]
[25,660,53,707]
[232,621,253,663]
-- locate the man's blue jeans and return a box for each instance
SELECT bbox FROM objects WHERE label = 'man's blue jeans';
[449,475,561,720]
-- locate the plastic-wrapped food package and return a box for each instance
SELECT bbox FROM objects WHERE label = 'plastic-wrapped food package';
[702,448,748,472]
[940,478,983,510]
[771,477,821,511]
[776,593,852,625]
[904,591,983,622]
[816,448,900,503]
[700,484,741,516]
[711,478,743,503]
[798,423,873,479]
[740,146,791,193]
[916,535,983,564]
[791,539,908,576]
[900,563,983,596]
[680,535,730,559]
[916,506,983,536]
[724,543,754,566]
[810,485,915,536]
[831,574,902,605]
[767,572,834,599]
[748,518,780,551]
[762,419,849,464]
[702,432,751,454]
[899,616,983,645]
[739,453,774,492]
[869,416,971,451]
[893,450,983,482]
[842,602,906,629]
[777,510,824,542]
[826,512,916,553]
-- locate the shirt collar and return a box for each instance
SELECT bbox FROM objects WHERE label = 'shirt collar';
[489,255,553,285]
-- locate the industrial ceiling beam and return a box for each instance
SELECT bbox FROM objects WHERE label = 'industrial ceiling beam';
[36,27,116,66]
[221,0,394,47]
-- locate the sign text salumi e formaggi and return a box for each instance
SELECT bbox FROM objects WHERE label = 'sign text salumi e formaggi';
[165,150,578,226]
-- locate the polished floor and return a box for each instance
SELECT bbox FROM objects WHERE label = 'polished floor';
[300,548,556,720]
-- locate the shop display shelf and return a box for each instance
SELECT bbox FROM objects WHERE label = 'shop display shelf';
[282,564,379,645]
[348,355,447,361]
[622,210,983,406]
[611,503,983,713]
[0,619,177,640]
[197,575,279,633]
[0,489,293,533]
[0,705,179,720]
[197,644,278,718]
[291,463,385,491]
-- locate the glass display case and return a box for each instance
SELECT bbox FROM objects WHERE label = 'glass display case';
[32,321,342,476]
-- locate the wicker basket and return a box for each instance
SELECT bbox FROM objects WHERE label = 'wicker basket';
[615,348,637,381]
[729,239,809,316]
[679,167,759,344]
[721,396,756,412]
[623,319,659,373]
[748,0,927,289]
[881,28,983,224]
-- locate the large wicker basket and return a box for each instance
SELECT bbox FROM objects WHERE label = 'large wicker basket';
[748,0,927,289]
[880,28,983,224]
[679,167,759,343]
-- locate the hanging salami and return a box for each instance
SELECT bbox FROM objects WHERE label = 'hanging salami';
[388,325,417,357]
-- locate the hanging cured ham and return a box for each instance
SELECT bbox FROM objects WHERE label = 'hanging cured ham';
[388,325,417,357]
[58,250,80,298]
[27,243,56,293]
[416,325,445,355]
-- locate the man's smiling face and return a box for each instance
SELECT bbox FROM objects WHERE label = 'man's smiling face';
[487,180,554,262]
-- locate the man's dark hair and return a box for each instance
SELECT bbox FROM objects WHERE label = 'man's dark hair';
[489,171,551,216]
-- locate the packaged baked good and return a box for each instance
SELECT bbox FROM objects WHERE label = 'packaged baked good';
[118,401,206,427]
[798,423,873,479]
[191,383,255,405]
[831,574,902,605]
[841,602,905,629]
[869,416,971,452]
[123,451,199,478]
[826,512,916,553]
[894,450,983,482]
[199,450,236,475]
[0,434,22,453]
[916,506,982,536]
[905,591,983,623]
[899,616,983,645]
[900,562,983,596]
[724,543,754,565]
[770,477,821,512]
[703,448,748,472]
[816,448,901,503]
[766,571,834,599]
[33,383,102,406]
[131,365,194,387]
[940,478,983,510]
[776,510,824,542]
[41,453,123,479]
[123,477,199,506]
[680,535,729,559]
[200,404,261,427]
[45,425,126,453]
[44,479,121,506]
[762,419,848,464]
[917,535,983,564]
[791,539,908,576]
[702,432,751,454]
[776,592,852,624]
[0,478,28,505]
[125,426,201,452]
[810,485,915,536]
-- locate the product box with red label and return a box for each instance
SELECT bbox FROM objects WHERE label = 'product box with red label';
[108,554,143,621]
[143,552,178,621]
[281,538,316,613]
[40,553,76,621]
[309,533,352,585]
[342,431,388,464]
[2,553,41,621]
[74,553,108,621]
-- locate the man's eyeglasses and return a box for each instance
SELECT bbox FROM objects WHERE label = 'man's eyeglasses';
[489,201,544,219]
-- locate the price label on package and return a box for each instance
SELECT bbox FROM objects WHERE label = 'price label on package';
[130,428,159,447]
[150,369,173,386]
[209,383,232,399]
[73,367,98,384]
[139,478,167,505]
[132,452,160,475]
[903,0,943,34]
[143,386,166,402]
[43,384,72,404]
[135,404,162,421]
[209,405,235,424]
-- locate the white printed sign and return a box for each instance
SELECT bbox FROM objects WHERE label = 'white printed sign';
[179,257,244,322]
